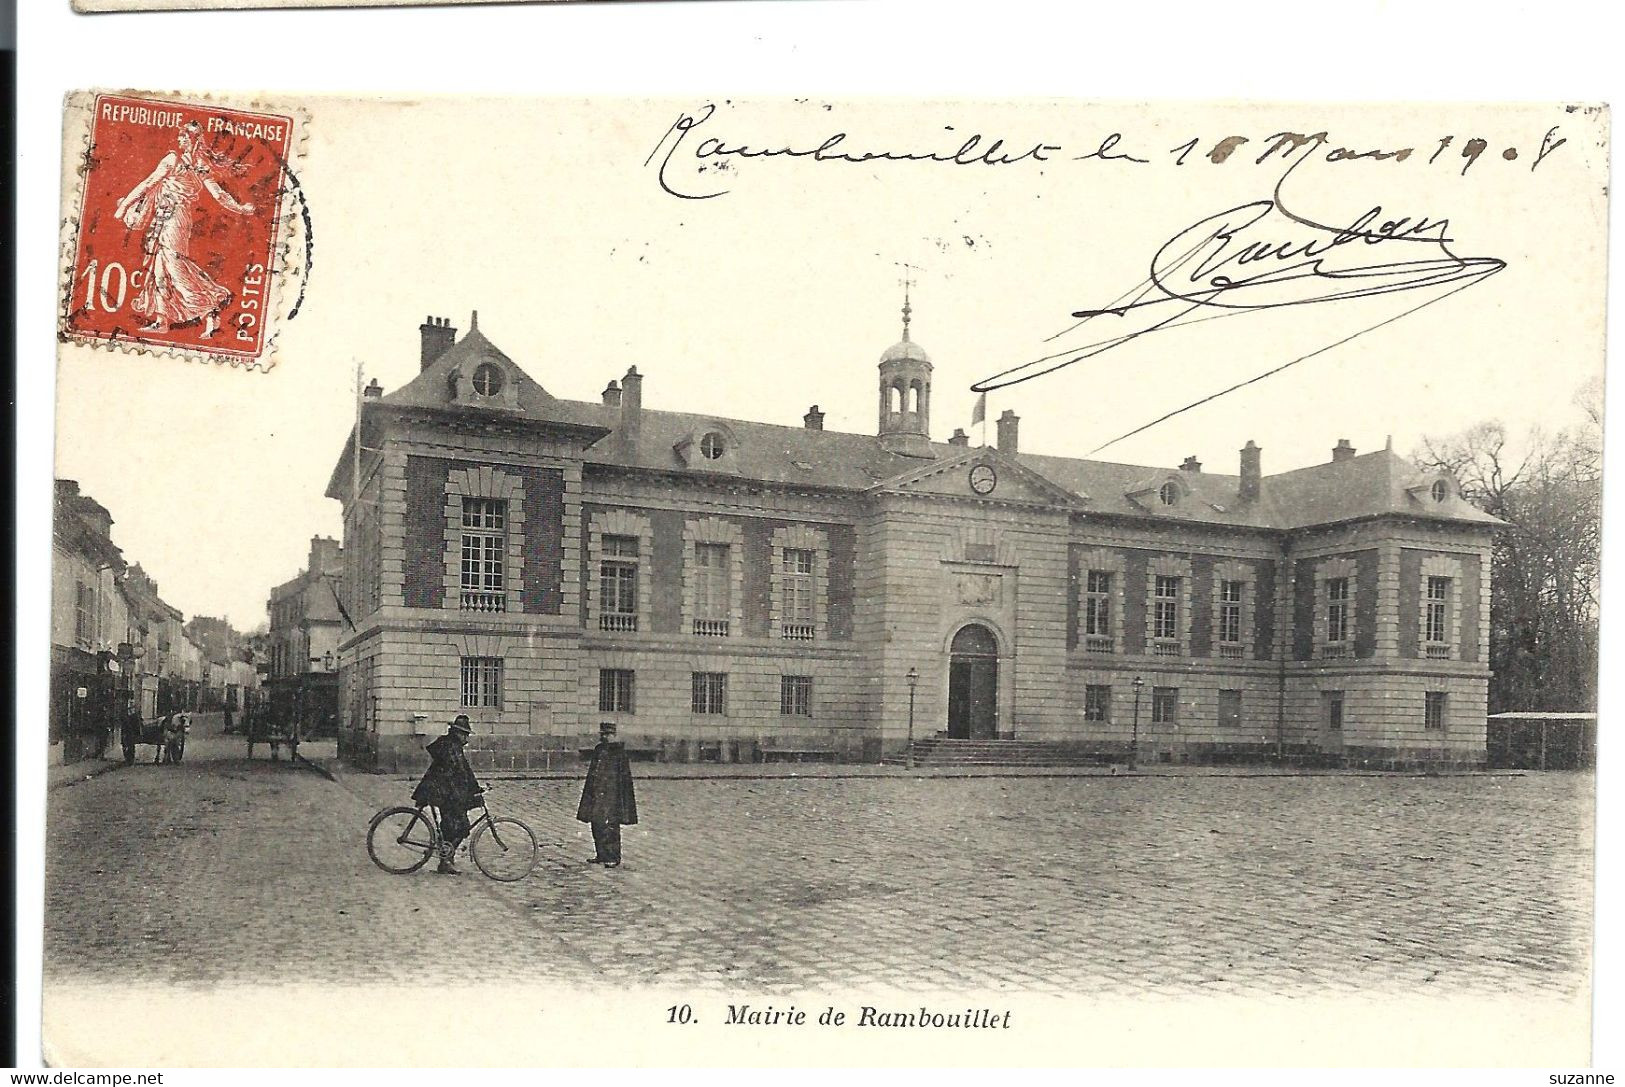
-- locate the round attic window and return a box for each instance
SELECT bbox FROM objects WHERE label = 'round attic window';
[1431,479,1449,502]
[1159,481,1179,507]
[700,432,726,460]
[472,363,504,397]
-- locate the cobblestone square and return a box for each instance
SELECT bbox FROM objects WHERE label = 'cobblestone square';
[45,722,1593,1001]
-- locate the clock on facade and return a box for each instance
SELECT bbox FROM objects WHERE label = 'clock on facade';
[968,463,997,495]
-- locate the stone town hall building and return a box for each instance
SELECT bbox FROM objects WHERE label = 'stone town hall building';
[328,307,1499,772]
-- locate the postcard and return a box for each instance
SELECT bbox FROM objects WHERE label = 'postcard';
[46,93,1607,1067]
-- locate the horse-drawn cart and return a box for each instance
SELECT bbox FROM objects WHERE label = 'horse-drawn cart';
[121,713,188,765]
[247,716,300,761]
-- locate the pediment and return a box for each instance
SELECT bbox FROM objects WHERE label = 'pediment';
[871,449,1083,507]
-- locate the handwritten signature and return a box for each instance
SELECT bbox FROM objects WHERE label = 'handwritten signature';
[973,177,1505,450]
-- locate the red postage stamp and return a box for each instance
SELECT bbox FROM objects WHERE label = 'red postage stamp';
[60,92,305,368]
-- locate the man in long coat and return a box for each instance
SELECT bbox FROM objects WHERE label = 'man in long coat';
[119,696,141,766]
[578,721,638,868]
[412,715,483,874]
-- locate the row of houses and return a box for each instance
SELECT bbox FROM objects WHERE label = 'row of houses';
[262,535,347,738]
[49,479,260,764]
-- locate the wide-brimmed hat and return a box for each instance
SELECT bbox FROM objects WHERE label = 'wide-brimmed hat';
[449,716,472,735]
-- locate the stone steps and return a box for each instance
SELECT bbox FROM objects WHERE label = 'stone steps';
[884,738,1123,768]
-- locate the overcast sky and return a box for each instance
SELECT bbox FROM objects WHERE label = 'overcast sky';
[52,97,1608,631]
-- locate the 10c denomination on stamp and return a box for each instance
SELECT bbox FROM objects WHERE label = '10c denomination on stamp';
[60,92,306,369]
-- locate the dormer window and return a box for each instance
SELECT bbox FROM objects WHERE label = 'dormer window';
[1431,479,1449,503]
[1159,481,1179,507]
[471,363,504,397]
[675,424,738,468]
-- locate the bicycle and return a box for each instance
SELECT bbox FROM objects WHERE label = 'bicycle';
[366,785,539,882]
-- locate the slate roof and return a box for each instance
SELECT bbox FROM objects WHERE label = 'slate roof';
[1017,455,1277,528]
[357,324,1502,533]
[380,326,608,433]
[1264,450,1502,529]
[585,407,964,491]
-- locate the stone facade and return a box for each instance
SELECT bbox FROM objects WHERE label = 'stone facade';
[328,312,1500,772]
[267,535,347,681]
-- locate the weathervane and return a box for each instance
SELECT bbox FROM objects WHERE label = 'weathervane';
[894,261,920,341]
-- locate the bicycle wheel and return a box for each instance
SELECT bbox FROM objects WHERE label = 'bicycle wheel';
[470,817,538,882]
[367,806,439,874]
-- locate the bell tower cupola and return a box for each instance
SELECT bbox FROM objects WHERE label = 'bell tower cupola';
[877,282,934,458]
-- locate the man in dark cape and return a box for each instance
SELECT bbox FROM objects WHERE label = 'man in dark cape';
[578,721,638,867]
[412,715,482,874]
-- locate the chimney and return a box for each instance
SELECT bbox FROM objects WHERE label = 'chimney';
[1239,441,1262,502]
[996,410,1020,455]
[601,380,621,408]
[619,366,642,450]
[948,428,969,447]
[1332,438,1356,463]
[363,378,383,400]
[309,535,343,575]
[419,316,457,370]
[803,405,825,430]
[1180,455,1202,473]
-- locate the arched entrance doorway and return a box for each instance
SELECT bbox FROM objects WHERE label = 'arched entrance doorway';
[947,624,999,740]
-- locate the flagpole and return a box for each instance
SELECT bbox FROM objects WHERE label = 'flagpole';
[352,359,364,510]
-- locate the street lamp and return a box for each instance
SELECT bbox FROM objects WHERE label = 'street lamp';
[1130,675,1145,770]
[905,666,920,769]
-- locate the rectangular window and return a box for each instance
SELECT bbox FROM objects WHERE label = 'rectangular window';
[1084,684,1111,722]
[1326,691,1344,732]
[1153,575,1181,646]
[459,498,507,612]
[693,543,731,636]
[598,668,634,713]
[1084,570,1112,647]
[1425,691,1447,731]
[691,671,727,715]
[599,535,639,632]
[780,675,813,717]
[459,656,502,709]
[781,548,816,640]
[1218,579,1244,650]
[1151,687,1178,724]
[1425,576,1451,646]
[1326,577,1350,644]
[74,582,94,647]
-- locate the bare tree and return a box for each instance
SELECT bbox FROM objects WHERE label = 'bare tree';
[1415,386,1601,712]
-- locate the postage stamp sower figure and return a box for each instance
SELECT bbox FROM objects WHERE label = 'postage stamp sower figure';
[61,93,299,366]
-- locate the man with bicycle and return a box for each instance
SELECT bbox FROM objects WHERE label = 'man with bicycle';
[412,715,483,874]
